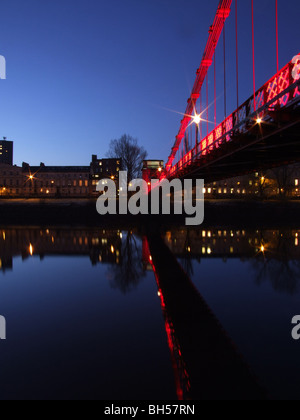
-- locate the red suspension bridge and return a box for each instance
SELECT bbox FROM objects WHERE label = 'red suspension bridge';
[160,0,300,183]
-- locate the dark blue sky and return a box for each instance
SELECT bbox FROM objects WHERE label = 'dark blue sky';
[1,0,299,166]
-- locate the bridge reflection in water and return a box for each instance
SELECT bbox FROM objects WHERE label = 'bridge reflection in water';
[144,228,300,400]
[0,226,299,399]
[145,232,270,401]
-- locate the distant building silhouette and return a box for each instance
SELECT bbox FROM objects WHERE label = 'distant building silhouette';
[90,156,122,196]
[0,138,13,166]
[22,162,91,197]
[0,142,122,197]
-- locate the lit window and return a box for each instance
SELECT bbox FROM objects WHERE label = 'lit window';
[295,179,299,186]
[202,188,206,194]
[208,188,212,194]
[218,188,222,194]
[224,188,227,194]
[249,180,253,186]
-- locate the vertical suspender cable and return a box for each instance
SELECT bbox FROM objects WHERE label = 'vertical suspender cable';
[223,18,227,119]
[235,0,239,111]
[200,92,203,140]
[276,0,279,73]
[206,76,209,137]
[196,99,198,148]
[214,52,217,128]
[252,0,256,112]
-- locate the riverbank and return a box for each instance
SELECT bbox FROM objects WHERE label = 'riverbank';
[0,198,299,229]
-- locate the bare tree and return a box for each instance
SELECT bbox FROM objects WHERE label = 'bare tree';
[271,165,298,198]
[107,134,147,180]
[108,232,146,294]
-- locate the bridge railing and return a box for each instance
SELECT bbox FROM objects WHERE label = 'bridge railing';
[169,56,300,177]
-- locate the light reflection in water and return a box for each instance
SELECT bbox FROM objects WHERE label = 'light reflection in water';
[0,226,299,399]
[163,228,300,294]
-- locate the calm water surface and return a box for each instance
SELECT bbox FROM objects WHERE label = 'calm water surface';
[0,227,299,400]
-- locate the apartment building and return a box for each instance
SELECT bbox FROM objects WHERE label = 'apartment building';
[0,153,122,198]
[22,163,91,197]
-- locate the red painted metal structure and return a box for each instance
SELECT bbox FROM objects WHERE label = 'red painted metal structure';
[165,0,232,173]
[142,237,190,400]
[168,55,300,179]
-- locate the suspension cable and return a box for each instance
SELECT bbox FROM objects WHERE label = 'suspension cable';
[276,0,279,73]
[206,76,209,137]
[223,18,227,119]
[200,92,203,140]
[235,0,239,110]
[252,0,256,112]
[214,52,217,128]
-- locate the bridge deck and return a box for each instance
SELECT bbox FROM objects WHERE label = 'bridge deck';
[167,58,300,182]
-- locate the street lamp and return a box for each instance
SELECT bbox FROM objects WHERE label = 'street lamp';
[192,113,202,147]
[193,113,201,125]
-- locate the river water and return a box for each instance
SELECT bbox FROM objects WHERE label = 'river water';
[0,226,299,400]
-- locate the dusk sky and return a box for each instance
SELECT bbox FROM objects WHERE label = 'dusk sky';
[0,0,299,167]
